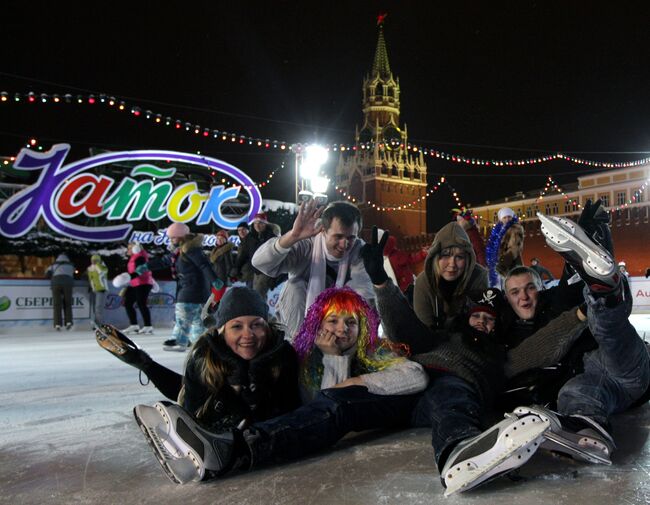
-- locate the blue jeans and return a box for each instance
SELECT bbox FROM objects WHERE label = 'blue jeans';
[246,375,484,471]
[557,285,650,424]
[411,373,484,468]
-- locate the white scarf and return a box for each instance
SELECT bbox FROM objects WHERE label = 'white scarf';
[306,233,351,312]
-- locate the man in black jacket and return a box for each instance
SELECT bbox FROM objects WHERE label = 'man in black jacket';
[232,213,280,299]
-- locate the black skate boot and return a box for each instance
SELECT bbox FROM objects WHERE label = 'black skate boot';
[95,324,152,370]
[133,401,250,484]
[537,213,622,305]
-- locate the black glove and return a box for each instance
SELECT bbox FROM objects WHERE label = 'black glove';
[360,226,389,285]
[577,199,614,256]
[645,268,650,279]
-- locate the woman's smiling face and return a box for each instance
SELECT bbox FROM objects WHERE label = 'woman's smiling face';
[223,316,268,359]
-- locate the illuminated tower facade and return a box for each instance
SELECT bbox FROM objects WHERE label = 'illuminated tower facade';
[335,19,428,239]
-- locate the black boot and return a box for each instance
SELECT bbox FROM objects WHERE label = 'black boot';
[95,324,152,370]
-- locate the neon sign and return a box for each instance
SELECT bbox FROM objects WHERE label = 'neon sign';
[0,144,262,242]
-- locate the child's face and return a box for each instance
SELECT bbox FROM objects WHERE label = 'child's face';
[319,311,360,353]
[500,215,513,225]
[468,311,496,334]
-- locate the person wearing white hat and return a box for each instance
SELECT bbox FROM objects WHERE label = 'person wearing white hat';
[497,207,516,224]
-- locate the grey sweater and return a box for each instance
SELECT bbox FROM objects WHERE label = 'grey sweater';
[376,279,586,404]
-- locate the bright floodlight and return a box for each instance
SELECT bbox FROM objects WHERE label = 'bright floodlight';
[310,175,330,194]
[305,145,328,166]
[300,145,328,179]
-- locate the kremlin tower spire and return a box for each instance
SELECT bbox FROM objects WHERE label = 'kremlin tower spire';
[335,16,428,240]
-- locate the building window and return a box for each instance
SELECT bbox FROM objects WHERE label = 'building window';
[564,201,571,213]
[493,212,498,223]
[638,191,645,203]
[545,204,551,215]
[599,194,609,207]
[616,191,626,206]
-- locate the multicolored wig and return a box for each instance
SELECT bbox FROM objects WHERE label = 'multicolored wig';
[293,287,405,394]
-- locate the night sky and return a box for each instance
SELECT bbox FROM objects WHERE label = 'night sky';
[3,2,650,231]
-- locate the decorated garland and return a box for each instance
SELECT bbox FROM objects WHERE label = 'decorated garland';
[485,216,518,288]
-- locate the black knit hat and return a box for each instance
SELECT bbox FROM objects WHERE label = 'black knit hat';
[215,287,268,328]
[237,221,249,230]
[466,288,505,318]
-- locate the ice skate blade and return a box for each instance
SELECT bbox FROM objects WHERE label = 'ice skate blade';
[133,405,204,484]
[543,431,612,465]
[443,417,550,496]
[537,213,615,277]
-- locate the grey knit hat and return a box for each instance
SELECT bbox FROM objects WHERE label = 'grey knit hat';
[215,287,268,328]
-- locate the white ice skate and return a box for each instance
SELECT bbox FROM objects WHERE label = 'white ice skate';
[121,324,140,334]
[442,410,550,496]
[512,406,614,465]
[139,326,154,334]
[133,401,236,484]
[537,213,618,289]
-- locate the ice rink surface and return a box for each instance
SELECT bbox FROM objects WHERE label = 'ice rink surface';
[2,315,650,505]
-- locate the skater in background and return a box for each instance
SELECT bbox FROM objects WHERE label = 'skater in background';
[122,241,154,335]
[454,208,486,267]
[377,228,428,305]
[46,252,75,331]
[486,207,525,289]
[209,230,234,289]
[530,257,555,284]
[229,222,253,287]
[146,222,223,351]
[86,254,108,328]
[232,212,280,299]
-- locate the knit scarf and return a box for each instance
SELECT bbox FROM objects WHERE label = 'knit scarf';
[305,233,351,313]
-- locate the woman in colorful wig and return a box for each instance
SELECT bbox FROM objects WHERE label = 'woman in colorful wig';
[293,287,428,401]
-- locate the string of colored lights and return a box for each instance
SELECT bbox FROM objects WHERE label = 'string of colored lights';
[4,91,650,169]
[532,175,650,214]
[335,176,466,212]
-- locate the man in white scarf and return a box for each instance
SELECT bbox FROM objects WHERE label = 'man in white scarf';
[252,200,374,340]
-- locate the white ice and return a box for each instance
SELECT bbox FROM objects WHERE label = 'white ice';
[2,316,650,504]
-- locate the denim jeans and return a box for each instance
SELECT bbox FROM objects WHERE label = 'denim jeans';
[411,373,484,468]
[247,375,485,471]
[247,386,421,465]
[557,285,650,424]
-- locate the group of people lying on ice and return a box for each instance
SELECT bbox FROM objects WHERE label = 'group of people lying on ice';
[95,198,650,496]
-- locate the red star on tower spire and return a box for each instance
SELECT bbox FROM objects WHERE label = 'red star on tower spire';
[377,13,387,26]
